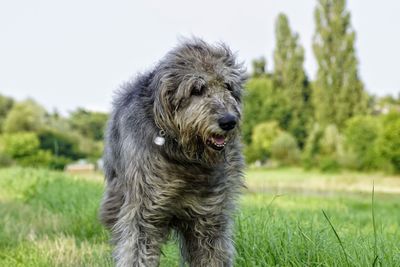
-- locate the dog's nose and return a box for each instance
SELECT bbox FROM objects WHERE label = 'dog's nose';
[218,113,237,131]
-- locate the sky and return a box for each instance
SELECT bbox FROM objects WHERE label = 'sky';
[0,0,399,114]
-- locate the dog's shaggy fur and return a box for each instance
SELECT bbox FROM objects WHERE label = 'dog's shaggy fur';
[99,39,246,267]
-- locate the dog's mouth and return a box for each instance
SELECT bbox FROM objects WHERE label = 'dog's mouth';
[206,134,226,151]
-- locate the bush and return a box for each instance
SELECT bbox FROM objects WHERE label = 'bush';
[0,153,14,167]
[343,116,382,170]
[17,149,53,167]
[3,99,46,133]
[48,156,72,170]
[318,124,344,172]
[0,132,52,167]
[378,113,400,173]
[38,129,83,160]
[302,124,323,169]
[302,124,344,172]
[319,156,341,172]
[319,125,343,155]
[270,132,300,165]
[1,132,40,158]
[244,121,281,163]
[68,108,108,141]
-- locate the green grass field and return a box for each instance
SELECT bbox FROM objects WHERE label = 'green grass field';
[0,167,399,266]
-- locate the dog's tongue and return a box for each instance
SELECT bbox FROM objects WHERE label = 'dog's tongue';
[213,135,225,145]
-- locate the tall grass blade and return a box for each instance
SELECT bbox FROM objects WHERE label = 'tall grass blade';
[372,181,379,267]
[322,209,350,266]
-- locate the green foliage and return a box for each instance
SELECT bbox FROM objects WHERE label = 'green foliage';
[75,135,104,160]
[37,129,83,160]
[302,123,324,169]
[0,132,55,167]
[378,113,400,173]
[318,124,344,172]
[3,99,47,133]
[313,0,368,128]
[17,149,53,167]
[0,98,106,168]
[0,153,13,167]
[251,57,267,77]
[319,124,343,157]
[245,121,281,163]
[242,77,285,145]
[1,132,40,158]
[47,156,72,170]
[270,132,300,165]
[69,108,108,141]
[0,94,14,132]
[302,124,344,172]
[343,116,382,170]
[273,13,312,147]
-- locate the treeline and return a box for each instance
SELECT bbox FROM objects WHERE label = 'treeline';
[1,0,399,173]
[243,0,400,173]
[0,96,108,169]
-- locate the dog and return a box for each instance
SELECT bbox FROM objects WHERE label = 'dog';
[100,38,246,267]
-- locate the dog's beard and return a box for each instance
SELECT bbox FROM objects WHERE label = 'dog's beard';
[174,127,237,165]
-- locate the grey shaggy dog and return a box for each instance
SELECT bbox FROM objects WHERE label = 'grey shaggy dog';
[99,38,246,267]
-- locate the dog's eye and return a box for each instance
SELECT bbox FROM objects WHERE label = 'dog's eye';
[191,84,205,96]
[224,83,233,91]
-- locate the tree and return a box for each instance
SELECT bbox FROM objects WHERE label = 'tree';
[313,0,367,128]
[242,77,285,144]
[273,13,312,147]
[37,129,83,160]
[378,113,400,173]
[68,108,108,141]
[3,99,46,133]
[251,57,267,78]
[0,94,14,132]
[344,116,381,170]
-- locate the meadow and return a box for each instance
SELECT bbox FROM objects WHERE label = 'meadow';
[0,167,399,266]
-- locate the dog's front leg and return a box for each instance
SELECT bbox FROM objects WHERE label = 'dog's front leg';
[112,202,168,267]
[179,216,235,267]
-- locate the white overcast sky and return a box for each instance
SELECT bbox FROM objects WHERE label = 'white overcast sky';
[1,0,399,114]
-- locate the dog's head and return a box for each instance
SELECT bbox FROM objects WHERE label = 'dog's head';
[152,39,246,161]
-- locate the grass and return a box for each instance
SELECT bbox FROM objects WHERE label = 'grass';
[0,167,399,266]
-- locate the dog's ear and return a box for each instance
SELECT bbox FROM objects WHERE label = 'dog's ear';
[152,71,178,136]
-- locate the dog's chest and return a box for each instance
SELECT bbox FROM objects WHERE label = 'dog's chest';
[170,174,230,218]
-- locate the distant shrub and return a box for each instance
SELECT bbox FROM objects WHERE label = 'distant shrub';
[302,123,323,169]
[244,121,281,163]
[343,116,382,170]
[17,149,53,167]
[68,108,108,141]
[270,132,300,165]
[302,124,344,172]
[0,132,52,167]
[319,124,343,156]
[38,129,83,160]
[48,156,72,170]
[0,153,14,167]
[318,124,344,172]
[1,132,40,158]
[319,156,341,172]
[378,113,400,173]
[3,99,46,133]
